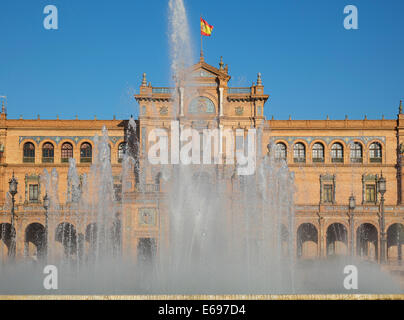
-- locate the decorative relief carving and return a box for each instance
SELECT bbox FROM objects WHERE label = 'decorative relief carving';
[138,208,157,226]
[159,106,168,115]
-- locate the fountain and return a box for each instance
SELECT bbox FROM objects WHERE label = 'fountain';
[0,0,402,295]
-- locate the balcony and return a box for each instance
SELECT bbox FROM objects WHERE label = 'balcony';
[23,157,35,163]
[313,157,324,163]
[331,158,344,163]
[135,184,160,193]
[294,158,306,163]
[80,157,92,163]
[42,157,54,163]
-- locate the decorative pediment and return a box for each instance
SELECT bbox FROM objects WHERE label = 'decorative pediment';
[191,69,216,78]
[187,60,231,82]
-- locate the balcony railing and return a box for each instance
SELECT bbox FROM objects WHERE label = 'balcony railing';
[351,157,363,163]
[80,157,92,163]
[152,88,175,94]
[294,158,306,163]
[228,88,251,94]
[313,157,324,163]
[370,157,382,163]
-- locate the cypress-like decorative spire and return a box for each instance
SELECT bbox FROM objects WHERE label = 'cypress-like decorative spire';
[141,73,147,87]
[399,100,403,114]
[257,73,262,86]
[219,56,224,70]
[0,96,6,115]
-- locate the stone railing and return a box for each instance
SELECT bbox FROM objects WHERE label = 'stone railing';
[227,87,251,94]
[152,88,175,94]
[135,183,160,193]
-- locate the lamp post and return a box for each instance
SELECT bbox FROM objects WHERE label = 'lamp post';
[377,173,387,263]
[43,193,50,262]
[8,173,18,258]
[349,195,356,257]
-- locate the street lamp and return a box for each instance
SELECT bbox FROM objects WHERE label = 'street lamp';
[377,173,387,263]
[349,195,356,257]
[8,172,18,258]
[43,193,50,261]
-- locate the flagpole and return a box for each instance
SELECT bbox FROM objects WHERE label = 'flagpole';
[200,15,203,61]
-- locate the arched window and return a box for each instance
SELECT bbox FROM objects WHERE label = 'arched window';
[369,142,382,163]
[350,142,363,163]
[80,143,92,163]
[293,143,306,163]
[61,142,73,163]
[274,143,287,161]
[312,143,325,162]
[42,142,54,163]
[118,143,125,163]
[23,142,35,163]
[331,143,344,163]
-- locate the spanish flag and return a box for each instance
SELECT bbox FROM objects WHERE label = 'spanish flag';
[200,17,213,36]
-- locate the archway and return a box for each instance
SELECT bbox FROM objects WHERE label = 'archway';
[25,223,46,260]
[55,222,78,259]
[137,238,156,265]
[280,224,289,256]
[297,223,318,258]
[326,223,348,256]
[356,223,378,261]
[387,223,404,262]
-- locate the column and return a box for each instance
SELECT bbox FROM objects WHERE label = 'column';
[179,87,184,117]
[219,87,224,117]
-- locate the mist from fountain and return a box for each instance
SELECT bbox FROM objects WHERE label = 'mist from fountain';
[0,0,402,295]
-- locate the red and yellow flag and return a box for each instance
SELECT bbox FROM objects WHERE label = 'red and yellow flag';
[200,17,213,36]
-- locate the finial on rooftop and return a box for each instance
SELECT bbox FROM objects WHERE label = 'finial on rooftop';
[399,100,403,114]
[141,73,147,87]
[257,73,262,86]
[0,96,6,115]
[219,56,224,70]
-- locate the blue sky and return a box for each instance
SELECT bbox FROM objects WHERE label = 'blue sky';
[0,0,403,120]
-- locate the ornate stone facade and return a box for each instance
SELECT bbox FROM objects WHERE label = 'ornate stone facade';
[0,58,403,268]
